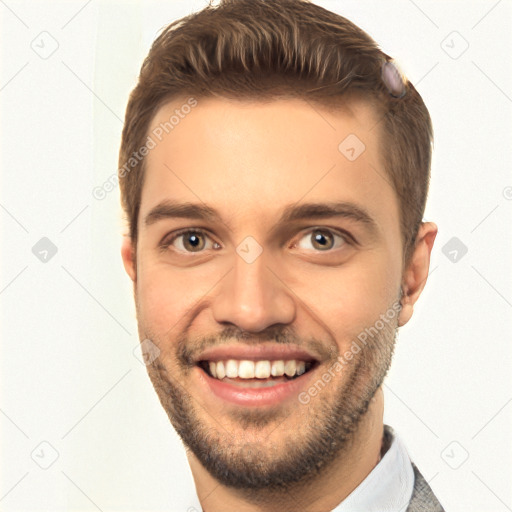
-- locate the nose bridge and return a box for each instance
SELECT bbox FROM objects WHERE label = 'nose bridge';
[212,249,296,332]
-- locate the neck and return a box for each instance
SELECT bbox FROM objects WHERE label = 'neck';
[187,387,385,512]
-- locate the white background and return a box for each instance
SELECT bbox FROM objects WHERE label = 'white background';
[1,1,511,511]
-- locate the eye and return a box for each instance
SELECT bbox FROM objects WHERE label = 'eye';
[161,229,221,253]
[292,228,349,252]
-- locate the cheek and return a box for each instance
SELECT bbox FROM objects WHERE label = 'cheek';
[292,248,401,345]
[135,257,222,338]
[136,264,191,337]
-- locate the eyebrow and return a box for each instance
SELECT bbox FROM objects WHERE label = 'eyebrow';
[144,199,379,235]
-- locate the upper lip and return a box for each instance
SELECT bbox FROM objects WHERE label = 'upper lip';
[195,344,320,363]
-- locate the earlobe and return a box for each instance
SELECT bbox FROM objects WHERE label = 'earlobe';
[398,222,437,327]
[398,284,414,326]
[121,236,137,282]
[398,301,413,327]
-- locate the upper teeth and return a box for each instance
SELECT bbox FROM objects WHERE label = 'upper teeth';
[207,359,308,379]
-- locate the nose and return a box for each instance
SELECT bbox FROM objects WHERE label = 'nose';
[211,252,296,333]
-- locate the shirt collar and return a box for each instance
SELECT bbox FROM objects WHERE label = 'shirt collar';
[331,424,414,512]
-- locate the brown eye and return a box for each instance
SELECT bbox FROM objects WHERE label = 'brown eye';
[295,228,347,252]
[181,232,205,252]
[164,229,220,253]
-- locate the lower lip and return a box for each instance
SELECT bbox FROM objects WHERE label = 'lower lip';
[196,365,317,407]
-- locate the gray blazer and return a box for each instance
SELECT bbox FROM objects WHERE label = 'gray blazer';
[406,462,445,512]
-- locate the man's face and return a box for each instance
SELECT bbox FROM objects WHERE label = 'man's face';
[124,97,405,489]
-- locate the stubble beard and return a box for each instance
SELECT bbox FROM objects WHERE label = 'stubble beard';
[137,302,398,493]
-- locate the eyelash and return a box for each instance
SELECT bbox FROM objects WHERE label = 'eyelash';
[159,227,356,254]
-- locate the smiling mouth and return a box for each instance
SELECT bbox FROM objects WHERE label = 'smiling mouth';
[197,358,318,387]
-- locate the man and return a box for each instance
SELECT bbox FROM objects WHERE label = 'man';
[119,0,444,510]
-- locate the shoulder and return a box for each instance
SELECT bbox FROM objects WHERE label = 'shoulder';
[406,462,446,512]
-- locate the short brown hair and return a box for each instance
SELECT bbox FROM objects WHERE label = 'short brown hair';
[118,0,433,266]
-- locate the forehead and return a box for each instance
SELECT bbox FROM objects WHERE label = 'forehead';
[139,96,398,233]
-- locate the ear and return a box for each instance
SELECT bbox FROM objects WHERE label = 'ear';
[121,235,137,282]
[398,222,437,327]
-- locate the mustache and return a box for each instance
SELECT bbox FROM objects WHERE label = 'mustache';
[177,325,335,368]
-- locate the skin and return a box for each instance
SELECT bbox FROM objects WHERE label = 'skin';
[121,97,437,512]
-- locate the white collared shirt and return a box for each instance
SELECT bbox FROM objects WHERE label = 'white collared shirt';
[331,425,415,512]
